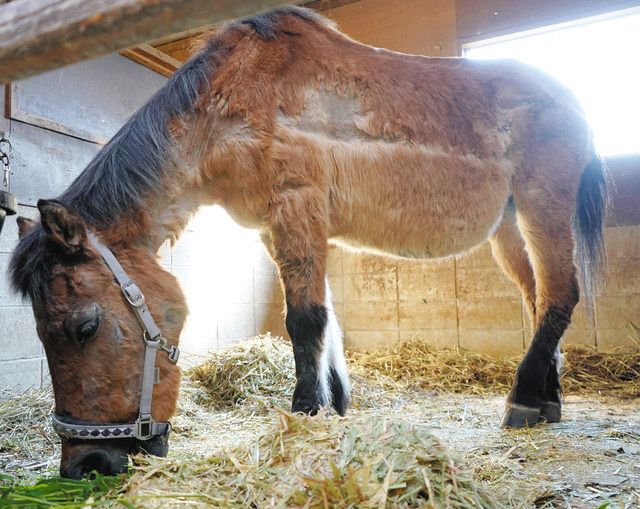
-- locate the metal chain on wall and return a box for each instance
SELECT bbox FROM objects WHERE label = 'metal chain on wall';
[0,130,17,234]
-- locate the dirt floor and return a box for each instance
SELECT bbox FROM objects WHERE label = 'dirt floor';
[1,338,639,508]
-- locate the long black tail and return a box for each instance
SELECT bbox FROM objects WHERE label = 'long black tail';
[573,153,609,309]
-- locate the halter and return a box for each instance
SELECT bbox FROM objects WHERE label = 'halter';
[51,233,180,442]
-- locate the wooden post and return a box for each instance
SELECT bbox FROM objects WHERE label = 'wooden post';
[0,0,291,83]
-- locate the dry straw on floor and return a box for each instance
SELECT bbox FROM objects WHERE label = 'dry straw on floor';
[2,334,640,508]
[124,411,501,508]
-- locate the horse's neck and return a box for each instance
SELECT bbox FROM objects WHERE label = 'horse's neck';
[99,180,204,254]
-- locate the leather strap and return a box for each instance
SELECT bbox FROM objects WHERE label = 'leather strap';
[51,233,179,442]
[87,232,161,340]
[52,414,170,441]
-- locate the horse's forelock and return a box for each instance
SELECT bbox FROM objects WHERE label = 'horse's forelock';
[9,225,51,305]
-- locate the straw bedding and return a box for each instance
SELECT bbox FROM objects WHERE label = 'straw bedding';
[1,334,639,508]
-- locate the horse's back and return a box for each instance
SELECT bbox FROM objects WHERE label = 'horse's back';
[202,9,592,259]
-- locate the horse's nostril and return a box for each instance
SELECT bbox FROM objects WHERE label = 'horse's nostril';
[77,451,112,478]
[65,449,128,479]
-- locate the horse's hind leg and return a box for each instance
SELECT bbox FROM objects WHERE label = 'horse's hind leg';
[502,168,580,428]
[489,197,536,324]
[262,215,350,416]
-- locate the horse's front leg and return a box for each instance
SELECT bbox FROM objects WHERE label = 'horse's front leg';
[265,204,350,416]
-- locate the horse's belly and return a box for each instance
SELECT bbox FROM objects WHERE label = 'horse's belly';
[327,142,513,259]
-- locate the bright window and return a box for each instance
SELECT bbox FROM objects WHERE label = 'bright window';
[464,8,640,157]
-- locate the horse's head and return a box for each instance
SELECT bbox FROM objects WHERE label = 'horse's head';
[10,200,187,479]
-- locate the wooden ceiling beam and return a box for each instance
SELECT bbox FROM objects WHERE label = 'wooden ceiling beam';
[121,44,182,78]
[0,0,293,83]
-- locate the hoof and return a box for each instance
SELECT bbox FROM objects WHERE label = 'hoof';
[291,397,321,416]
[540,402,561,423]
[501,403,541,428]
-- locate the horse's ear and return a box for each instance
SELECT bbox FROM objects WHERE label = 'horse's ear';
[37,199,88,255]
[16,216,35,239]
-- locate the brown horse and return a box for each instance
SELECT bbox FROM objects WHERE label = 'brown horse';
[10,7,607,478]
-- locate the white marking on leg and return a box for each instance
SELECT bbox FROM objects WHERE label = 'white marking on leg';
[323,279,351,404]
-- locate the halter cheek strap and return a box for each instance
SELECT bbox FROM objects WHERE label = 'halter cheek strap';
[51,233,180,442]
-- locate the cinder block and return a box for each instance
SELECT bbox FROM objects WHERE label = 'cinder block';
[396,257,453,272]
[595,295,640,330]
[170,231,198,267]
[215,266,255,305]
[456,265,520,299]
[217,303,255,341]
[459,330,525,357]
[397,263,455,301]
[399,329,458,348]
[604,226,640,260]
[326,274,343,303]
[398,299,457,330]
[10,121,99,206]
[0,306,41,361]
[342,250,397,275]
[255,303,288,339]
[455,242,495,268]
[41,359,51,387]
[0,254,23,306]
[0,358,42,394]
[563,326,596,347]
[326,246,343,277]
[601,259,640,295]
[343,272,396,302]
[254,270,282,305]
[0,205,38,254]
[597,328,640,352]
[178,315,216,356]
[344,330,397,350]
[458,297,523,330]
[343,302,398,331]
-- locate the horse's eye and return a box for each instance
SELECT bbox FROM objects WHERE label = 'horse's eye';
[77,316,100,344]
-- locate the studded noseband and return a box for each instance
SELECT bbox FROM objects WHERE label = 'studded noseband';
[51,233,180,441]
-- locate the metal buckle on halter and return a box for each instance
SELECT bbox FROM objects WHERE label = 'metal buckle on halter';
[146,333,181,364]
[134,415,155,441]
[121,281,145,307]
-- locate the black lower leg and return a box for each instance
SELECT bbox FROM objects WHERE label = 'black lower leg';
[285,302,328,415]
[503,306,572,427]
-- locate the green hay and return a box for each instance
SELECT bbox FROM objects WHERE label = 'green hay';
[0,474,124,509]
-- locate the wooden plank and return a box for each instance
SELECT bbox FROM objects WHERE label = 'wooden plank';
[456,0,640,44]
[303,0,361,11]
[154,38,198,63]
[121,44,182,77]
[0,0,292,84]
[321,0,457,56]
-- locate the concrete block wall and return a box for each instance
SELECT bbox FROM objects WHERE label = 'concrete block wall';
[0,57,166,393]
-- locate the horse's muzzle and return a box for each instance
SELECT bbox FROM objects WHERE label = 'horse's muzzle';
[60,435,169,479]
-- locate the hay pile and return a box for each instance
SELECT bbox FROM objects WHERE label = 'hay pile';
[349,339,640,399]
[2,334,640,508]
[189,335,409,413]
[123,411,501,509]
[0,389,58,481]
[189,336,296,412]
[190,335,640,409]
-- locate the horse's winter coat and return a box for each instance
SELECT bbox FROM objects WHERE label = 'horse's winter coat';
[10,7,607,478]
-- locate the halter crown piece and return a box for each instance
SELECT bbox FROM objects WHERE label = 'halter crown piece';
[51,233,180,441]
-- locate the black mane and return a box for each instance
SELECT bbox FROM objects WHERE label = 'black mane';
[9,6,328,303]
